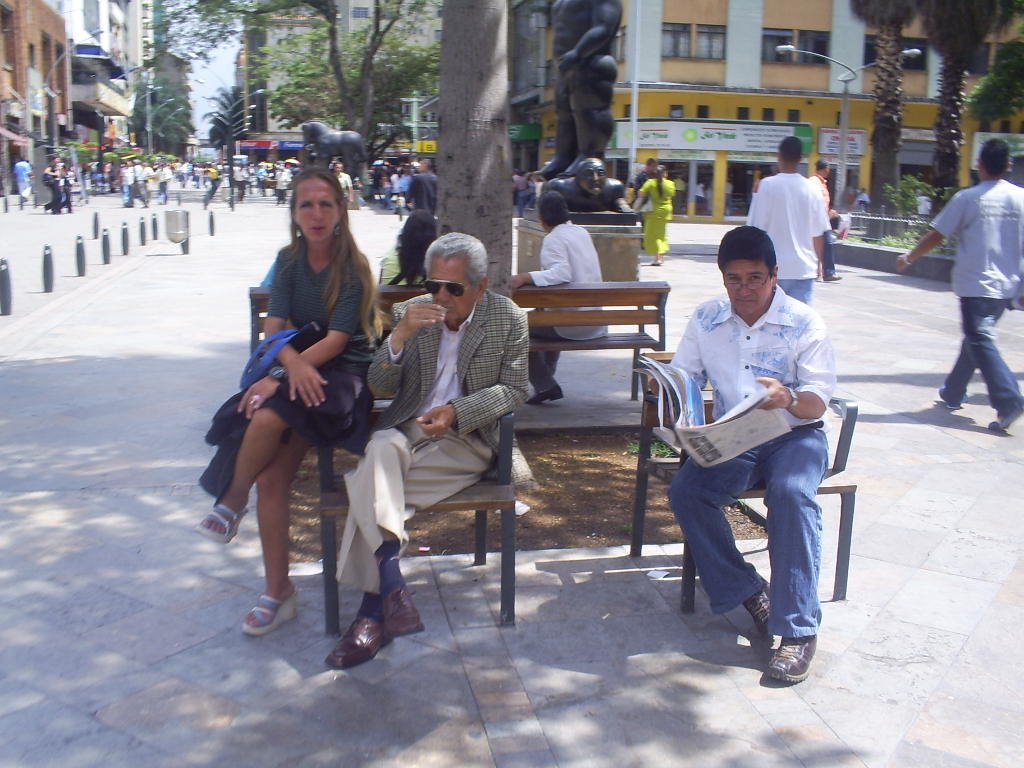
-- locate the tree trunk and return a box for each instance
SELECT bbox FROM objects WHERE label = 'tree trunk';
[933,54,968,193]
[869,22,906,209]
[437,0,513,293]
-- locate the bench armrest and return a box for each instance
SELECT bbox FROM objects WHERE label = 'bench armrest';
[828,397,858,475]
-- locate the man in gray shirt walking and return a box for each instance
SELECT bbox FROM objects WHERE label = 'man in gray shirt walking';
[899,138,1024,433]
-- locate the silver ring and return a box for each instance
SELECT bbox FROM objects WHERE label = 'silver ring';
[250,395,261,404]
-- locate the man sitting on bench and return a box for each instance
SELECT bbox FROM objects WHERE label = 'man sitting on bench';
[326,233,529,669]
[668,226,836,684]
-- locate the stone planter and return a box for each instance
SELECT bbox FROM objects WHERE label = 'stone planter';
[835,240,953,283]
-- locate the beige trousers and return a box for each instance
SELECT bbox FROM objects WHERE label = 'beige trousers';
[337,419,493,593]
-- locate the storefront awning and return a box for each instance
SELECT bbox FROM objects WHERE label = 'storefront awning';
[0,125,29,147]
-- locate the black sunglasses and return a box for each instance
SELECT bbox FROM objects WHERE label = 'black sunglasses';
[424,279,466,297]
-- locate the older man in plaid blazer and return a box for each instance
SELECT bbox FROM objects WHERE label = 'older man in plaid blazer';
[327,233,529,669]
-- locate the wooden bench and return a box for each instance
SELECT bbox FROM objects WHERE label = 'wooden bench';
[250,281,671,399]
[630,354,858,613]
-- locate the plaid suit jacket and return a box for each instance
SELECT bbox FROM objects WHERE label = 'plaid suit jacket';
[368,290,529,452]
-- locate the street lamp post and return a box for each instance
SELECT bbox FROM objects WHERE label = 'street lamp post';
[775,45,921,207]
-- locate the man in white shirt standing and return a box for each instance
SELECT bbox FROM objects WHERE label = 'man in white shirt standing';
[511,191,606,403]
[747,136,829,304]
[669,225,836,683]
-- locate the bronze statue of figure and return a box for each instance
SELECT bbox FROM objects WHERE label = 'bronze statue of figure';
[301,121,368,179]
[542,158,631,213]
[539,0,622,180]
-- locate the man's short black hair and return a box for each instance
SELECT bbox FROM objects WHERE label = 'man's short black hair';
[538,190,571,227]
[815,158,829,171]
[717,226,777,272]
[779,136,804,163]
[979,138,1011,176]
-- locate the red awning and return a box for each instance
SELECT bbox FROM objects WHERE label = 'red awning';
[0,125,29,147]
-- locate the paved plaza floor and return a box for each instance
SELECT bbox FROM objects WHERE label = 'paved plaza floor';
[0,191,1022,767]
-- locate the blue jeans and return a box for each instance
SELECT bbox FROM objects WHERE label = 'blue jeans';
[777,278,814,305]
[944,296,1024,418]
[822,229,837,278]
[669,427,829,638]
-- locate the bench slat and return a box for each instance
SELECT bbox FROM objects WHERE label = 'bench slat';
[528,308,661,327]
[321,482,515,517]
[530,332,658,352]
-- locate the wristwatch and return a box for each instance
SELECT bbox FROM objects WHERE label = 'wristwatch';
[786,387,800,413]
[269,365,287,381]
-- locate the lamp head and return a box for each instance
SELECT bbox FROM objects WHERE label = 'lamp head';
[775,44,796,54]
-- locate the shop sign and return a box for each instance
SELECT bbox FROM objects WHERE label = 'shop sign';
[902,127,936,142]
[727,152,778,163]
[971,132,1024,160]
[658,149,716,161]
[416,140,437,154]
[818,128,866,157]
[239,140,275,150]
[509,123,541,141]
[279,140,305,150]
[614,120,812,154]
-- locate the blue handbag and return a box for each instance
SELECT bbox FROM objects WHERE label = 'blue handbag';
[240,321,321,389]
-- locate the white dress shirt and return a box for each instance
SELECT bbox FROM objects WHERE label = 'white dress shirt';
[389,307,477,416]
[529,221,606,340]
[671,287,836,427]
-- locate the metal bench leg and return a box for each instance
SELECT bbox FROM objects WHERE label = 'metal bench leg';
[630,349,640,400]
[833,491,855,601]
[320,515,340,636]
[630,425,652,557]
[680,543,696,613]
[500,506,516,625]
[474,509,487,565]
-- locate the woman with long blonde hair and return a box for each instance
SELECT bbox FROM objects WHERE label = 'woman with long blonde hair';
[197,167,383,636]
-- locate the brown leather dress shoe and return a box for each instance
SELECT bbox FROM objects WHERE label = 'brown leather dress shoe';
[382,587,425,637]
[766,636,817,683]
[325,617,390,669]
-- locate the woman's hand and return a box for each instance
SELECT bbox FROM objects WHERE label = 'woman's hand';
[284,357,328,407]
[238,377,281,419]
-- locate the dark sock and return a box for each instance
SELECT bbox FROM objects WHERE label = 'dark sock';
[375,540,405,596]
[357,592,383,621]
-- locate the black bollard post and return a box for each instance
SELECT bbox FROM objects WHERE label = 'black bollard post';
[121,222,129,255]
[19,195,24,211]
[3,196,8,213]
[0,258,11,315]
[93,211,100,239]
[208,210,215,236]
[75,236,86,277]
[138,217,145,245]
[177,191,182,206]
[101,229,111,264]
[151,213,158,240]
[42,246,54,292]
[182,211,191,254]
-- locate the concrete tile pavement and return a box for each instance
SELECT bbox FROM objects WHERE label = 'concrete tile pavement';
[0,196,1022,766]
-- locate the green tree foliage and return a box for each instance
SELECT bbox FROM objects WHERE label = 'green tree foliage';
[203,86,248,148]
[882,174,935,217]
[850,0,918,209]
[254,25,439,160]
[969,19,1024,120]
[128,75,193,155]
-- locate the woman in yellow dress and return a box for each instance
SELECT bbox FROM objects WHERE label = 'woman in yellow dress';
[636,165,676,266]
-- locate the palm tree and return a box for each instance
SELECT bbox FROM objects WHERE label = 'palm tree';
[850,0,918,209]
[916,0,1016,191]
[203,86,247,150]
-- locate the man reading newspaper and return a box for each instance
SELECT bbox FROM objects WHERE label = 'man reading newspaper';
[668,226,836,684]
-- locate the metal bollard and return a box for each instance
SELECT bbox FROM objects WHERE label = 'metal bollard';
[182,211,191,254]
[19,195,24,211]
[75,236,86,277]
[0,258,11,315]
[177,191,182,206]
[208,210,215,236]
[151,213,158,240]
[101,229,111,264]
[3,196,8,213]
[121,222,129,255]
[93,211,100,239]
[42,245,54,292]
[139,217,146,245]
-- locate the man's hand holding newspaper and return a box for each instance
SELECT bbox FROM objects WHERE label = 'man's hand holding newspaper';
[637,357,791,468]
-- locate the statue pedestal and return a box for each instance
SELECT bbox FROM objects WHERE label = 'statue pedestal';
[515,216,642,281]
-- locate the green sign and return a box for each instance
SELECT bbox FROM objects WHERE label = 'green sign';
[510,123,541,141]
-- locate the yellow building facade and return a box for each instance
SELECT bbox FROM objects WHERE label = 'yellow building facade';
[511,0,1023,221]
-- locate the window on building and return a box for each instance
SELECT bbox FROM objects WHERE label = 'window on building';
[968,44,991,75]
[796,31,829,63]
[29,42,36,68]
[615,27,626,61]
[788,109,800,122]
[0,6,14,67]
[1000,119,1011,133]
[737,106,750,120]
[762,29,791,62]
[979,120,991,132]
[669,104,684,118]
[696,25,726,59]
[697,104,709,119]
[762,107,775,121]
[434,29,442,43]
[662,23,691,58]
[623,103,631,118]
[352,6,370,19]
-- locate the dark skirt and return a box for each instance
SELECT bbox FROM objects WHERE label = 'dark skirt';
[199,368,372,501]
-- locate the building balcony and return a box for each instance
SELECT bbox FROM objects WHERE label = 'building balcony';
[71,81,131,117]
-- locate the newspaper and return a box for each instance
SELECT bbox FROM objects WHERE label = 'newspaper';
[636,357,791,468]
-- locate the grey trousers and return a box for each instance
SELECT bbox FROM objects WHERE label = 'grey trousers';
[528,326,567,393]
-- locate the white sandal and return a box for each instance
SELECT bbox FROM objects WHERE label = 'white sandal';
[241,592,298,636]
[196,503,248,543]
